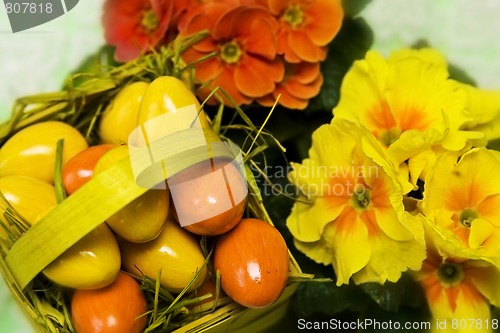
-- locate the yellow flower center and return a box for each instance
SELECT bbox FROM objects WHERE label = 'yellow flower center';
[460,208,478,228]
[379,128,402,147]
[283,5,304,28]
[220,41,242,64]
[141,9,159,32]
[437,262,464,287]
[352,185,370,210]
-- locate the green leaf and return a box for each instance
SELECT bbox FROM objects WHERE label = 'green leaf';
[359,274,425,312]
[293,281,371,318]
[411,38,431,49]
[306,17,374,114]
[343,0,373,17]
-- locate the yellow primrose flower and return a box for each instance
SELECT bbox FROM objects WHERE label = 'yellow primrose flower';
[286,119,426,286]
[458,82,500,128]
[332,48,484,189]
[415,253,500,333]
[457,82,500,143]
[413,220,500,333]
[388,47,448,66]
[421,148,500,265]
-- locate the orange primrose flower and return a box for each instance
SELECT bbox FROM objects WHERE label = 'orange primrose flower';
[258,61,323,110]
[265,0,344,63]
[103,0,173,62]
[180,3,284,106]
[175,0,240,32]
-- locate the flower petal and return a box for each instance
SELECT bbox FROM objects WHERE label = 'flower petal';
[424,148,500,213]
[191,55,223,82]
[352,219,426,284]
[210,66,253,105]
[388,48,448,67]
[180,3,228,52]
[256,93,276,107]
[466,261,500,306]
[373,207,415,241]
[290,61,321,84]
[423,215,499,265]
[390,128,446,164]
[458,82,500,127]
[283,73,323,99]
[289,159,331,199]
[233,8,278,59]
[330,209,371,285]
[305,0,343,46]
[286,197,344,243]
[309,121,358,168]
[407,148,438,185]
[333,51,391,130]
[477,194,500,225]
[234,56,284,97]
[272,88,309,110]
[288,29,327,62]
[267,0,288,14]
[469,218,495,249]
[384,57,459,132]
[440,130,473,151]
[294,232,334,266]
[288,31,327,62]
[278,30,301,63]
[469,110,500,142]
[428,283,490,330]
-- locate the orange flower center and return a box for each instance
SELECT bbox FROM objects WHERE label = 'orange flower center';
[220,41,242,64]
[283,5,304,28]
[141,9,159,32]
[459,208,478,228]
[437,262,464,287]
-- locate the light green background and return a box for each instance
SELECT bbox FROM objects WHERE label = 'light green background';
[1,0,500,332]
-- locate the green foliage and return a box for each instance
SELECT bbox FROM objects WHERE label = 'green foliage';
[343,0,373,17]
[359,274,425,312]
[294,282,371,318]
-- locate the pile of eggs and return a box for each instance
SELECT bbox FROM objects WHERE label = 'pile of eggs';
[0,76,290,333]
